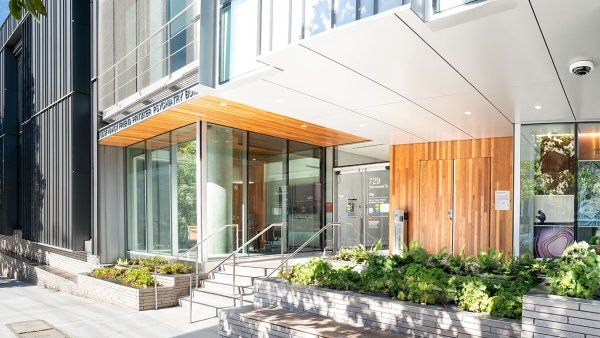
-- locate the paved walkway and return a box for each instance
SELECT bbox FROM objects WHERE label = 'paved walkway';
[0,277,219,338]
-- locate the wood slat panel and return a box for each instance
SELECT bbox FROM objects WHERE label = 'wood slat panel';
[99,95,365,147]
[454,158,491,256]
[418,160,453,253]
[389,137,513,255]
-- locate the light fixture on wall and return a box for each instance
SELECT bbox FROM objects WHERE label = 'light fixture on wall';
[464,111,472,115]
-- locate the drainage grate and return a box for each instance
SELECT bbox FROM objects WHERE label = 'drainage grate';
[6,320,69,337]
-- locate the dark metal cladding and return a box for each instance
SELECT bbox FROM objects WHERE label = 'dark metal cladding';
[0,1,92,251]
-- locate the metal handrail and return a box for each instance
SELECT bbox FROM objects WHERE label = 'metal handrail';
[204,223,283,307]
[153,223,238,315]
[266,223,342,278]
[205,223,284,276]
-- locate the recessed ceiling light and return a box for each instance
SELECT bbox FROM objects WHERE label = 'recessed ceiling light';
[359,124,366,128]
[219,102,228,107]
[300,124,308,128]
[276,98,285,103]
[464,111,472,115]
[534,105,542,110]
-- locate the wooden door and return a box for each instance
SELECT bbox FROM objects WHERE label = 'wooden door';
[453,158,491,255]
[419,160,453,253]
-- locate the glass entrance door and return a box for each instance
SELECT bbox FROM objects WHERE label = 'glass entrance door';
[336,166,390,248]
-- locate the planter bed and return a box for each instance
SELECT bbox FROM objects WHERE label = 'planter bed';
[153,273,193,299]
[522,283,600,338]
[254,278,521,338]
[77,273,177,311]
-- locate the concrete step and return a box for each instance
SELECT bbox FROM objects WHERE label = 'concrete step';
[202,279,253,295]
[211,271,255,286]
[220,264,269,277]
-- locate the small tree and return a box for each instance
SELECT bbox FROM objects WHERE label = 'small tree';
[9,0,47,20]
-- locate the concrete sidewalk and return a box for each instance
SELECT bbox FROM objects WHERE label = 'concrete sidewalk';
[0,277,219,338]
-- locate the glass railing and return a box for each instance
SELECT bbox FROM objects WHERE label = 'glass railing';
[218,0,410,83]
[98,1,200,113]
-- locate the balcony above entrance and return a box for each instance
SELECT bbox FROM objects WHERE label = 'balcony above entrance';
[97,85,365,148]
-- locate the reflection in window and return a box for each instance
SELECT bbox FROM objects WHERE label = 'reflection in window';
[577,124,600,242]
[126,124,198,256]
[335,0,357,27]
[219,0,260,82]
[378,0,408,12]
[148,137,172,254]
[520,124,575,258]
[305,0,332,38]
[127,144,147,252]
[288,141,323,251]
[206,124,245,255]
[247,134,287,254]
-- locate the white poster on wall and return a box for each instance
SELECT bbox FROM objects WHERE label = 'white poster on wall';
[495,191,510,210]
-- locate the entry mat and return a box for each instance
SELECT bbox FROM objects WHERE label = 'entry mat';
[6,320,69,337]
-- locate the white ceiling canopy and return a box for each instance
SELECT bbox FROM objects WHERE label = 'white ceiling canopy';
[217,0,599,147]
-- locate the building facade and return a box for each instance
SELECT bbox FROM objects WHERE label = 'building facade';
[0,0,598,268]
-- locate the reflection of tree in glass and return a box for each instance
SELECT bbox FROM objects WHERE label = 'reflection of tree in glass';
[177,141,196,249]
[306,0,331,36]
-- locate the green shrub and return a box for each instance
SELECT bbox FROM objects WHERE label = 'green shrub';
[361,255,402,295]
[289,258,332,286]
[549,242,600,299]
[456,277,492,312]
[322,265,361,291]
[157,263,191,275]
[397,264,450,305]
[131,257,168,270]
[336,246,372,265]
[92,266,156,288]
[335,239,383,264]
[92,266,124,280]
[121,268,156,288]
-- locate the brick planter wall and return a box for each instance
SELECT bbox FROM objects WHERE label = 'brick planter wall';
[522,287,600,338]
[254,278,521,338]
[0,232,99,273]
[154,273,192,299]
[77,274,177,311]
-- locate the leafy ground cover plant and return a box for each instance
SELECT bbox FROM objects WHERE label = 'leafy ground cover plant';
[278,243,543,319]
[397,264,450,305]
[548,242,600,299]
[156,262,192,275]
[92,266,156,288]
[335,239,383,264]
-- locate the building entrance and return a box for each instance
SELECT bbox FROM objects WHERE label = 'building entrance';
[335,165,390,249]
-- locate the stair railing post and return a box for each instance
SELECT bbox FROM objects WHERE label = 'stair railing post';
[232,225,238,307]
[189,274,193,323]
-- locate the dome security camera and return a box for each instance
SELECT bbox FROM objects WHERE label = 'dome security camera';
[569,60,594,76]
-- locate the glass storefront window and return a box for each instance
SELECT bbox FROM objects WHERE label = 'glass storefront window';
[126,124,198,256]
[520,124,575,258]
[288,141,323,251]
[127,143,147,252]
[247,134,287,254]
[148,134,172,254]
[126,123,329,258]
[577,124,600,242]
[206,124,245,256]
